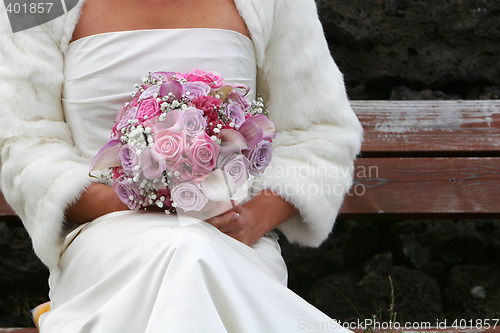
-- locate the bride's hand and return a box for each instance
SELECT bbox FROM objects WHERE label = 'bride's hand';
[66,183,129,224]
[204,190,298,246]
[204,204,263,246]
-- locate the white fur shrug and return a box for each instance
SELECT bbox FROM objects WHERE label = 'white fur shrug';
[0,0,363,268]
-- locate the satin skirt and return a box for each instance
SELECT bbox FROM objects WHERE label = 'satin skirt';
[40,211,349,333]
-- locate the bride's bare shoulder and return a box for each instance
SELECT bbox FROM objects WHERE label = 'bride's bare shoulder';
[72,0,250,42]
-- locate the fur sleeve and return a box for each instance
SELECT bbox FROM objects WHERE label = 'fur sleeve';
[0,9,92,268]
[252,0,363,247]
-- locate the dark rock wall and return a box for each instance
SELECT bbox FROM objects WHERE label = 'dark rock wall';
[317,0,500,100]
[1,0,500,327]
[281,219,500,324]
[0,220,48,327]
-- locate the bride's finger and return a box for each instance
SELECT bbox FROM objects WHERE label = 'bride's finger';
[205,212,239,229]
[217,223,239,234]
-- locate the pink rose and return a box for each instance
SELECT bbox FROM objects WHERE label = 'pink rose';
[181,69,224,89]
[137,99,161,124]
[172,157,208,183]
[188,132,220,174]
[154,129,186,167]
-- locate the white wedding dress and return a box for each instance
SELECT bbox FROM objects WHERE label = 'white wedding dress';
[39,29,349,333]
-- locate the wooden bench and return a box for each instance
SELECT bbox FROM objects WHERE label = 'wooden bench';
[1,100,499,333]
[341,100,500,218]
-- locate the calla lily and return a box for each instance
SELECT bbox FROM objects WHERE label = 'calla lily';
[90,139,122,172]
[201,169,237,202]
[116,93,140,123]
[151,71,175,81]
[160,80,183,100]
[248,115,275,140]
[218,129,248,154]
[237,120,262,150]
[115,105,127,124]
[141,149,167,180]
[238,115,276,149]
[139,85,159,100]
[153,109,184,132]
[231,83,250,96]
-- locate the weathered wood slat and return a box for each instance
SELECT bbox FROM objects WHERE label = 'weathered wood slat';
[340,157,500,216]
[352,100,500,154]
[0,191,15,216]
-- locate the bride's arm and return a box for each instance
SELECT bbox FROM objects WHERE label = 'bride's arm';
[65,184,128,224]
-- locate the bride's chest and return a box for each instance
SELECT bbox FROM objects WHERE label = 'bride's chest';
[71,0,250,42]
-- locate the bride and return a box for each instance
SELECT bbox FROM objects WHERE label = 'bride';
[0,0,363,332]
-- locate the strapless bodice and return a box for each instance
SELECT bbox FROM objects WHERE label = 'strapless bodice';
[63,28,257,159]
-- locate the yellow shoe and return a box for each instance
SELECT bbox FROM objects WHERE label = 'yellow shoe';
[30,301,51,331]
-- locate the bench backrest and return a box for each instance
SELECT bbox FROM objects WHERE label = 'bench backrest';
[1,100,499,220]
[341,100,500,218]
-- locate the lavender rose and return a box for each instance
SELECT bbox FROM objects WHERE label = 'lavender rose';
[182,82,211,100]
[114,174,141,210]
[228,90,251,111]
[171,181,208,212]
[219,153,250,187]
[182,107,206,137]
[245,140,272,176]
[225,102,246,126]
[119,144,140,174]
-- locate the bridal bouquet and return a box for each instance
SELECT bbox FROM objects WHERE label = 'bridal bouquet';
[90,69,274,216]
